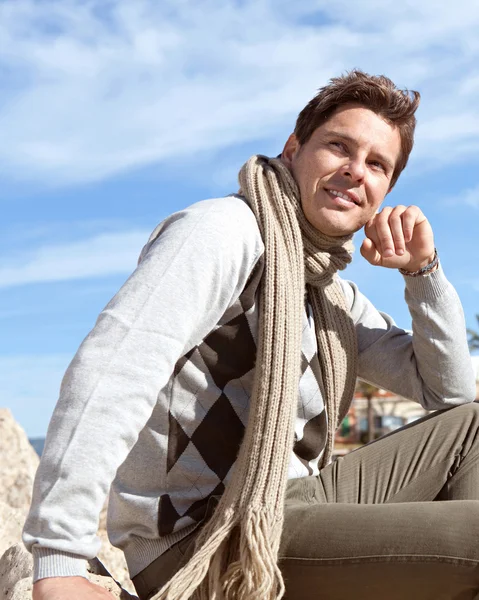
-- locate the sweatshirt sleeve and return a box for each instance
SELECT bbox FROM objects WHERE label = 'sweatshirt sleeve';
[341,265,476,410]
[22,196,264,581]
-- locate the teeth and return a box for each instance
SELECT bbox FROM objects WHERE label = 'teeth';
[329,189,354,203]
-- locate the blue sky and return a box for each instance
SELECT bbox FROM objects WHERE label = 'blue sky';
[1,0,479,437]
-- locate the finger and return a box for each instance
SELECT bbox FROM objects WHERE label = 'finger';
[360,236,382,266]
[372,207,395,258]
[389,205,407,255]
[401,205,422,244]
[363,217,377,242]
[363,218,381,255]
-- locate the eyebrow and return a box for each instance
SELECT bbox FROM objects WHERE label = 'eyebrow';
[324,131,396,173]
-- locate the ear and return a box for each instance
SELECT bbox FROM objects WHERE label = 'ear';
[281,134,300,168]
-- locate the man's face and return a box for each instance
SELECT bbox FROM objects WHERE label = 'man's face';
[282,105,402,237]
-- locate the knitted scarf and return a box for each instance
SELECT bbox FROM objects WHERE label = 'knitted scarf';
[153,155,358,600]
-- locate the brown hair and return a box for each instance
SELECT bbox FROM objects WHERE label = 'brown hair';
[294,70,421,188]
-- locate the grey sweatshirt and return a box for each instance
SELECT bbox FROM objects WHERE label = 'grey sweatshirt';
[23,195,476,582]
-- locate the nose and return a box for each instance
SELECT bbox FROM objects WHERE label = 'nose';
[341,157,365,183]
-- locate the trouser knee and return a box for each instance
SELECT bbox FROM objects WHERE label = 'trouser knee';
[450,401,479,424]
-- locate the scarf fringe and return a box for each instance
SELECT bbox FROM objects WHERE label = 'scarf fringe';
[221,508,284,600]
[151,514,233,600]
[151,507,284,600]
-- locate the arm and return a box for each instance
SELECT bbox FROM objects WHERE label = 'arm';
[348,204,476,408]
[23,196,264,585]
[343,265,476,408]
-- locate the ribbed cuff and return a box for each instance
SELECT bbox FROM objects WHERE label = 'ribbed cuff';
[402,263,449,300]
[33,547,88,582]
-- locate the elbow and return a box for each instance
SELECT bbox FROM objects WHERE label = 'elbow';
[422,382,477,411]
[459,378,478,405]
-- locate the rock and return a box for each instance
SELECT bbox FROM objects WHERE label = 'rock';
[0,409,136,596]
[0,503,136,595]
[0,543,33,599]
[0,543,138,600]
[0,409,39,511]
[0,503,28,558]
[5,577,32,600]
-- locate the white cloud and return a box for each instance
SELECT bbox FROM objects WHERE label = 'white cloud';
[0,353,71,437]
[0,229,149,289]
[1,0,479,187]
[462,186,479,209]
[442,184,479,209]
[459,73,479,96]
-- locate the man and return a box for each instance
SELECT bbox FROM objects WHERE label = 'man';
[25,71,478,600]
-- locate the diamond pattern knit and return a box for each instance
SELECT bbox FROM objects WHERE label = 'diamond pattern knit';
[158,256,328,537]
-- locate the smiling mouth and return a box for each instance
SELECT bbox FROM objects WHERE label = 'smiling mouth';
[326,188,361,206]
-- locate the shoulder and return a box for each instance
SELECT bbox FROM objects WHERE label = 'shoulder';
[190,195,259,222]
[185,195,262,240]
[337,277,378,323]
[338,277,396,331]
[140,195,264,265]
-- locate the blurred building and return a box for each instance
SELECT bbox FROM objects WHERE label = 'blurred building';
[334,355,479,457]
[335,388,428,449]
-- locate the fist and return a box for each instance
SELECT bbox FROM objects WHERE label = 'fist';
[360,205,435,272]
[33,576,116,600]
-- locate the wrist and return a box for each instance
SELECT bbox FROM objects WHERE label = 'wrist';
[399,249,438,277]
[408,252,436,272]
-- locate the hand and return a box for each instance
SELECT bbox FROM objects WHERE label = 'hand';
[33,576,116,600]
[360,205,436,272]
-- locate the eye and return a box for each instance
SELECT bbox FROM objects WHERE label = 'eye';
[369,160,386,172]
[329,141,347,152]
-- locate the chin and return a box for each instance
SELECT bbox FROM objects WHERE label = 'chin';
[304,205,360,237]
[309,219,358,238]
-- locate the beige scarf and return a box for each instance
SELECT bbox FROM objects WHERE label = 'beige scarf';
[153,155,358,600]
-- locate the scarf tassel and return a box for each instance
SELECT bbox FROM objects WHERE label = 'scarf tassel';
[152,507,284,600]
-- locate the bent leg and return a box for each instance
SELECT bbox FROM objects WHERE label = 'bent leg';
[280,492,479,600]
[279,404,479,599]
[320,403,479,504]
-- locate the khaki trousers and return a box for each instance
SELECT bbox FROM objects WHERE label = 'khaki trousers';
[133,403,479,600]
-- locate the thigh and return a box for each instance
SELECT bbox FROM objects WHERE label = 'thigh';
[281,483,479,600]
[319,403,479,504]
